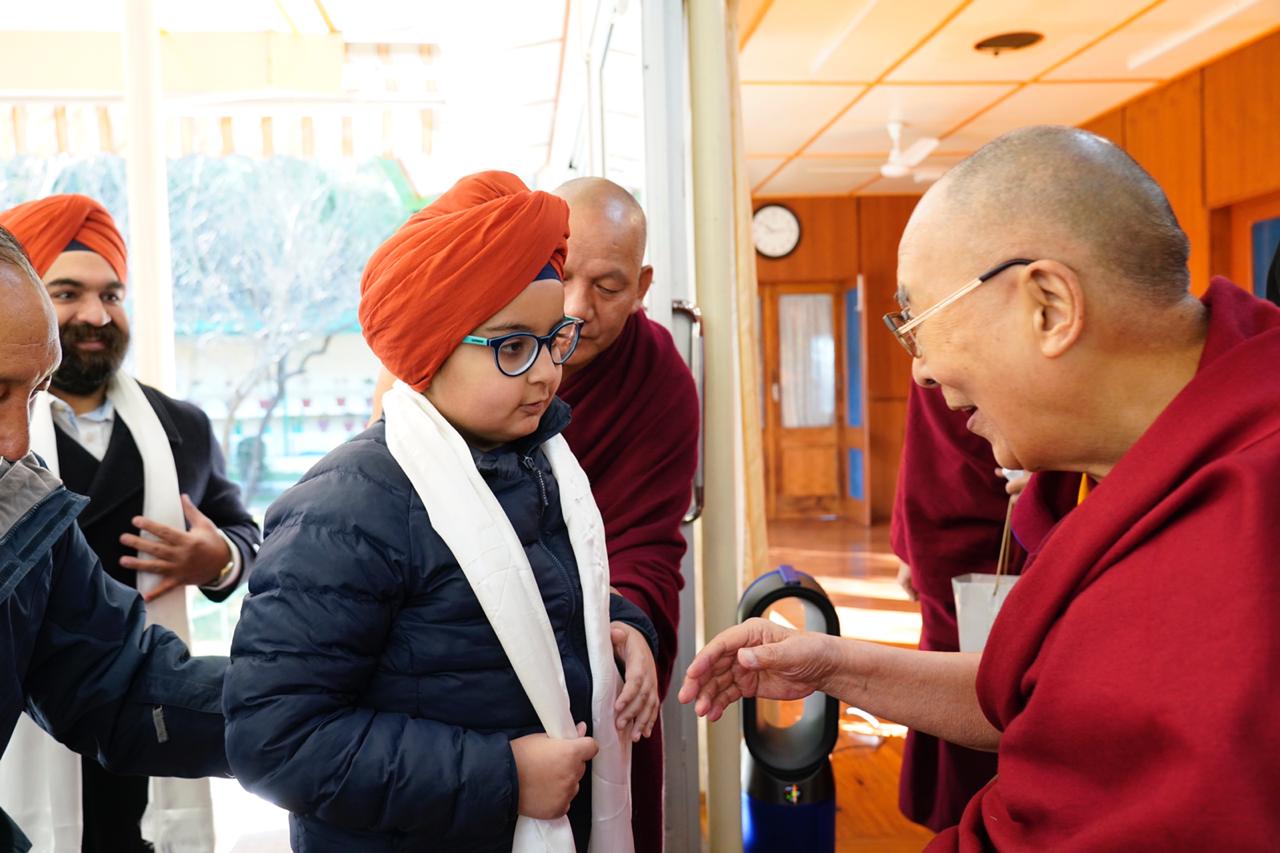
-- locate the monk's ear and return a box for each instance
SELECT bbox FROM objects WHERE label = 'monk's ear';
[1021,260,1083,358]
[634,265,654,312]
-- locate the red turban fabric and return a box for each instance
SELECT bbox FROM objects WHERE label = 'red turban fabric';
[360,171,570,391]
[0,194,127,281]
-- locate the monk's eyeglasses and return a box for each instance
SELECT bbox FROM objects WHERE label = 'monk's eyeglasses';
[882,259,1034,359]
[461,316,584,377]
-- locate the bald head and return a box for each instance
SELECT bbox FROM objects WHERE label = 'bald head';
[923,125,1190,302]
[0,226,60,461]
[552,177,654,370]
[555,177,647,266]
[897,126,1208,479]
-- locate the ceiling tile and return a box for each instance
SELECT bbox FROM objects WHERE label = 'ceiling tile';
[1046,0,1280,81]
[887,0,1158,83]
[862,152,965,194]
[808,83,1014,154]
[740,0,952,82]
[741,83,863,155]
[746,157,786,187]
[756,155,882,195]
[855,176,927,194]
[940,80,1155,151]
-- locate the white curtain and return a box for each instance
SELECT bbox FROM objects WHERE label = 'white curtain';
[778,294,836,428]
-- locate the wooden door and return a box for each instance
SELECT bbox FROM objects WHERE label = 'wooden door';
[761,282,845,520]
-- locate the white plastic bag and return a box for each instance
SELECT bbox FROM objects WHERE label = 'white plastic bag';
[952,572,1020,652]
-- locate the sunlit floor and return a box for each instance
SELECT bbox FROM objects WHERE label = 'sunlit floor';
[765,519,935,852]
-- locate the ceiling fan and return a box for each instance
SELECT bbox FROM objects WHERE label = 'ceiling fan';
[880,121,940,180]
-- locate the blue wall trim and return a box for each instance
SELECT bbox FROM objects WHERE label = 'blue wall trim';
[1251,218,1280,298]
[848,448,865,501]
[845,289,863,428]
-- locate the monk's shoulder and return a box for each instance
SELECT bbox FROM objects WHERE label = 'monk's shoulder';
[637,315,697,398]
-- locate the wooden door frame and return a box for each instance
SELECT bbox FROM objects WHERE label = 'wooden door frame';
[1218,189,1280,291]
[760,281,847,521]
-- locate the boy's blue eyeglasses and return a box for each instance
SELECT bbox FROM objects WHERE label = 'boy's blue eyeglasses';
[461,316,584,377]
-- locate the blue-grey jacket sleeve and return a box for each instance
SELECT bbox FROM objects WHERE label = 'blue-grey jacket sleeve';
[223,471,517,844]
[610,592,659,656]
[23,524,229,779]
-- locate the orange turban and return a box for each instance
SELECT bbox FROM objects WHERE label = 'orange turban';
[360,171,570,391]
[0,194,127,281]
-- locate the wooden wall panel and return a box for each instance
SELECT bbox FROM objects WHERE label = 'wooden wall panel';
[1124,71,1210,294]
[857,196,918,402]
[867,399,907,525]
[1081,107,1125,148]
[1204,29,1280,208]
[857,195,918,523]
[754,196,858,284]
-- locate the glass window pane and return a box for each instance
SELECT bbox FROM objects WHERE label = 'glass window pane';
[778,294,835,428]
[600,0,646,196]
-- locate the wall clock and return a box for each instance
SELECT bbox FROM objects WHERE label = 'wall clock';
[752,203,801,259]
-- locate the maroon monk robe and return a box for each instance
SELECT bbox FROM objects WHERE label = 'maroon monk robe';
[891,381,1029,831]
[932,280,1280,851]
[559,309,700,853]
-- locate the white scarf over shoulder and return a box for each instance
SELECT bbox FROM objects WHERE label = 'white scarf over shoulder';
[0,373,214,853]
[382,381,633,853]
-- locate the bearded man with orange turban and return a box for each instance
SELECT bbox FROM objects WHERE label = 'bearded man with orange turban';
[0,194,259,853]
[225,172,658,853]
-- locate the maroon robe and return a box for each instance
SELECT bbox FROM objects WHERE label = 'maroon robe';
[560,310,700,852]
[932,280,1280,850]
[891,381,1028,831]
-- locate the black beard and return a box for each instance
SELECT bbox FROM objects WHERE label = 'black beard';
[52,323,130,396]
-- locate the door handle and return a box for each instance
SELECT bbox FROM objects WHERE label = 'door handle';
[672,300,704,524]
[771,382,780,403]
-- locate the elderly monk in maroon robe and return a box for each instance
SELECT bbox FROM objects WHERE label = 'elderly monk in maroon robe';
[554,177,698,853]
[681,125,1280,850]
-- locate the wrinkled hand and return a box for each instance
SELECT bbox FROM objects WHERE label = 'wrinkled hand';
[118,494,231,601]
[677,618,836,722]
[511,722,599,819]
[611,622,659,742]
[897,560,918,601]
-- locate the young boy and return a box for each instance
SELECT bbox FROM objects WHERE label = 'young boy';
[223,172,659,853]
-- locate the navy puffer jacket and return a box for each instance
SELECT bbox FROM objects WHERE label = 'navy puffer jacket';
[223,399,656,852]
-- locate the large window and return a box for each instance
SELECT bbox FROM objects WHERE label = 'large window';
[0,154,411,650]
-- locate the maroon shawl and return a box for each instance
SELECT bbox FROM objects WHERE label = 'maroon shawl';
[559,310,699,852]
[560,310,699,692]
[933,280,1280,850]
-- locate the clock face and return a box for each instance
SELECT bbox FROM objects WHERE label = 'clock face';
[753,204,801,259]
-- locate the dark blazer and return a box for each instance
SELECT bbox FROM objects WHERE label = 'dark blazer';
[52,382,259,853]
[54,383,260,602]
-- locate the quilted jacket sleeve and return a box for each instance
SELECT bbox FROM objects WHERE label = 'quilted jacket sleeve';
[25,521,229,779]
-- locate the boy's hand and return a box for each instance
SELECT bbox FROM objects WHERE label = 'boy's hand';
[511,723,598,820]
[611,621,659,742]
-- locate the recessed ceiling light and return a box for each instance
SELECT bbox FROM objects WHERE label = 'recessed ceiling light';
[974,32,1044,57]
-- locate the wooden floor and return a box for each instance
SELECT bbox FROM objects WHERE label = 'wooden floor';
[767,520,935,852]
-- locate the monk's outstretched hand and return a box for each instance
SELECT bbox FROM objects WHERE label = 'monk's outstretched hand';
[677,617,836,722]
